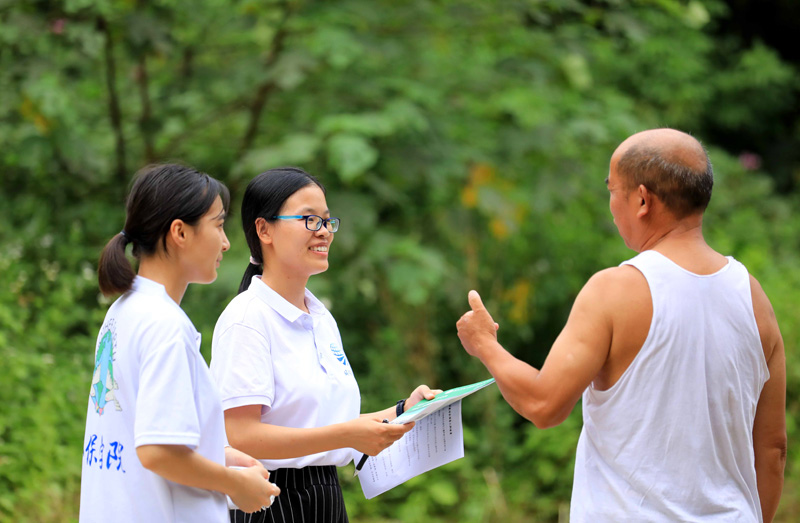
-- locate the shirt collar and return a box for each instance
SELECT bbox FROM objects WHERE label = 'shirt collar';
[249,276,326,322]
[130,276,199,341]
[131,275,171,298]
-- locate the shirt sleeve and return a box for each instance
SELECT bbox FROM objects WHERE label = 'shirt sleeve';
[210,323,275,412]
[134,326,201,448]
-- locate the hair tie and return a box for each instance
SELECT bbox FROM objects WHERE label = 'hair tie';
[120,230,131,244]
[249,256,261,266]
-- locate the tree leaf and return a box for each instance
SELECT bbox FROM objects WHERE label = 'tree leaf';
[326,133,378,182]
[232,134,321,178]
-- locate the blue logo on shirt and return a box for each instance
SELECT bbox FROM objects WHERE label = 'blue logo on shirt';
[91,322,121,415]
[330,343,349,367]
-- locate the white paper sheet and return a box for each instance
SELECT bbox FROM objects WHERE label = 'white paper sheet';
[357,401,464,499]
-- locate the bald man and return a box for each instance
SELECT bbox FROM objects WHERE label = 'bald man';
[457,129,786,522]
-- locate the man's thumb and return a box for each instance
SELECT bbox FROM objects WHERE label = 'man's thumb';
[468,290,485,312]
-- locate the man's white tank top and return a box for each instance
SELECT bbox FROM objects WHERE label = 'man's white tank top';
[570,250,768,522]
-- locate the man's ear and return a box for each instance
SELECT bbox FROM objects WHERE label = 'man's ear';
[636,184,652,218]
[255,217,272,245]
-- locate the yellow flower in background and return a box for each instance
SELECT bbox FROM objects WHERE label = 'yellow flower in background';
[490,218,509,240]
[461,163,495,208]
[470,163,495,185]
[461,185,478,208]
[505,279,531,325]
[20,97,50,135]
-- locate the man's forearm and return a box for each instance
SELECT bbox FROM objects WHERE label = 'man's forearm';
[756,445,786,522]
[477,342,562,427]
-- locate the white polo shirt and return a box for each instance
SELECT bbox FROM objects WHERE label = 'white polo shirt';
[79,276,228,523]
[210,276,361,470]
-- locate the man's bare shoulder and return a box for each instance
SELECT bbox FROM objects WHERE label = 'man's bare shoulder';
[582,264,649,298]
[748,273,782,360]
[749,274,771,308]
[574,265,651,324]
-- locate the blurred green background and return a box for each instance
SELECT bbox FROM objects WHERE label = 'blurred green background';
[2,0,799,521]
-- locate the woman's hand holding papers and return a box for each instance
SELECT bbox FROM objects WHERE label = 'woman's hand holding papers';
[345,416,415,456]
[349,385,441,459]
[404,384,444,413]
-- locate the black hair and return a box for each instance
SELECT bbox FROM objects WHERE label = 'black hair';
[617,143,713,218]
[239,167,325,294]
[97,164,230,296]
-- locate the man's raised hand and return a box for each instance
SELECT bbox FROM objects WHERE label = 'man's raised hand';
[457,290,500,359]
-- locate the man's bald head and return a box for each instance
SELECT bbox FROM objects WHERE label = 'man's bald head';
[612,129,713,218]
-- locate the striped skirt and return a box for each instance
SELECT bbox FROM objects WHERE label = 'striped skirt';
[229,465,348,523]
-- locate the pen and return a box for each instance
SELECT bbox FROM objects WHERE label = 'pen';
[353,419,389,477]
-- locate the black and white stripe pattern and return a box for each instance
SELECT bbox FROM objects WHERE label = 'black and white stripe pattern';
[229,465,348,523]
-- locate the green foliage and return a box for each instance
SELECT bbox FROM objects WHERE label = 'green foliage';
[2,0,800,521]
[0,193,107,520]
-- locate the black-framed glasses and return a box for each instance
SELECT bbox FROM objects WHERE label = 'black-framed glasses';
[272,215,340,233]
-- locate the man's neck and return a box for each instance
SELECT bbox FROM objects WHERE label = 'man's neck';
[639,220,704,252]
[639,225,727,275]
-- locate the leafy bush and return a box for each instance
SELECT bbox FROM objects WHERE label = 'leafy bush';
[2,0,799,521]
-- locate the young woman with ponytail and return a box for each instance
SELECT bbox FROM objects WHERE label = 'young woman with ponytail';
[80,164,279,523]
[210,167,440,523]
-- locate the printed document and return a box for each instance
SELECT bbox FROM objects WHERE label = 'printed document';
[357,378,495,499]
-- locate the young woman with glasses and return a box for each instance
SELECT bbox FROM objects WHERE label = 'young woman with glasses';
[210,167,440,523]
[81,164,279,522]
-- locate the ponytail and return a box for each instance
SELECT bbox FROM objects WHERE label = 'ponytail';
[238,260,262,294]
[98,232,136,296]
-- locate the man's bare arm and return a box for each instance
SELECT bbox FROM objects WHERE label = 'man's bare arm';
[750,275,787,522]
[456,269,625,428]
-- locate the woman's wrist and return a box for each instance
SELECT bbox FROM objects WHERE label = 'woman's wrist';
[333,419,355,448]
